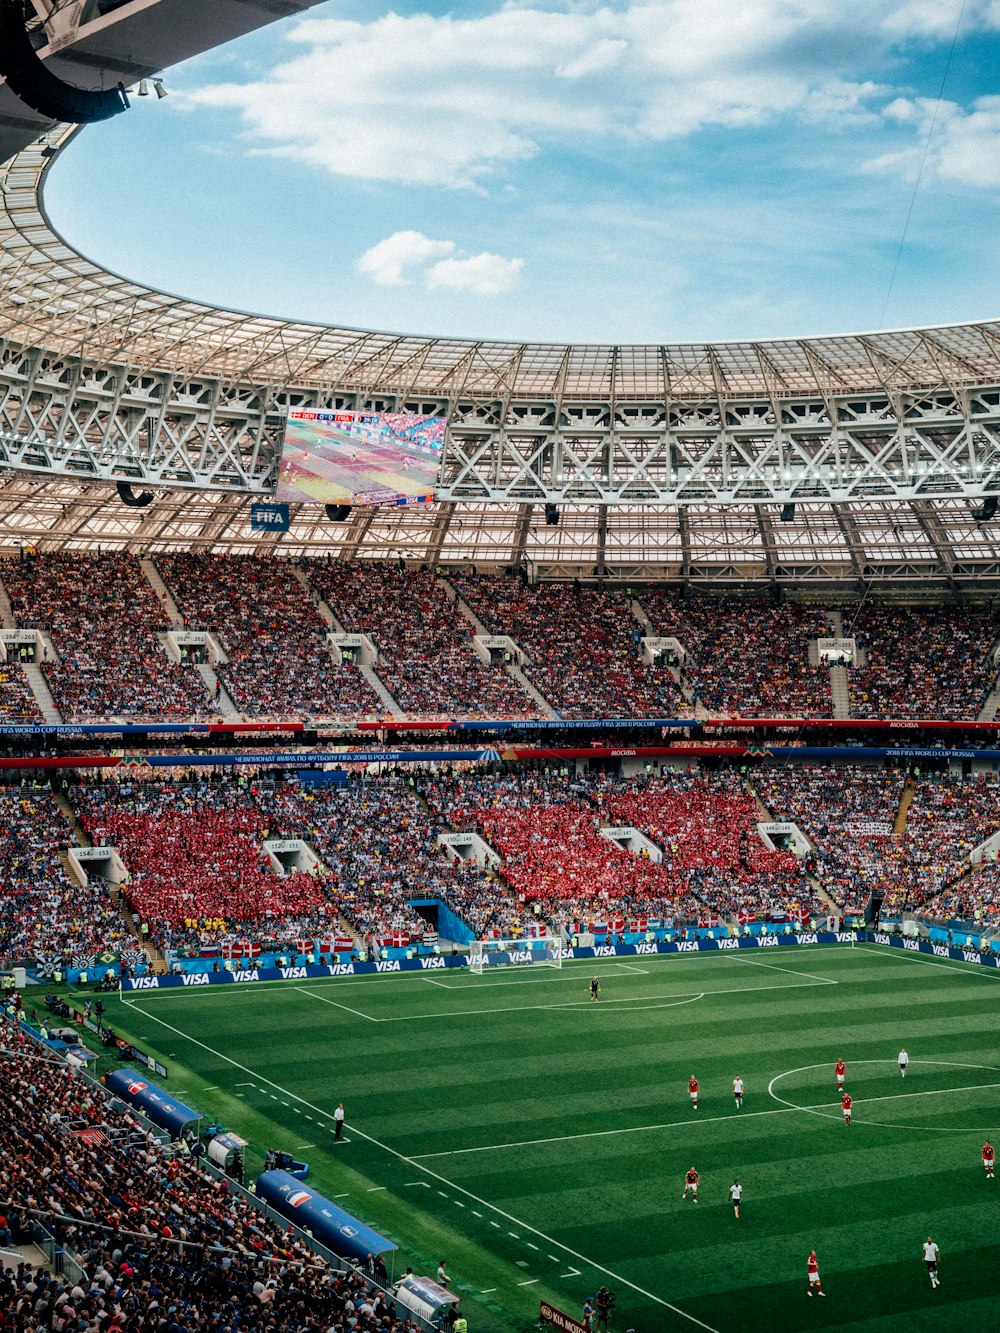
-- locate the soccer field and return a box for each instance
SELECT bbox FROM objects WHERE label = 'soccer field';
[106,944,1000,1333]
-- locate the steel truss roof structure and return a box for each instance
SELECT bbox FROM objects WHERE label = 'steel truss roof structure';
[1,1,1000,582]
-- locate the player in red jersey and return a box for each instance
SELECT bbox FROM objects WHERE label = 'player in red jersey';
[682,1167,699,1202]
[807,1250,825,1296]
[841,1092,852,1125]
[688,1075,699,1110]
[835,1059,845,1090]
[983,1141,995,1179]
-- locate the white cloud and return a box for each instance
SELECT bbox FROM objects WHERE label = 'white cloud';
[426,252,525,296]
[182,0,1000,191]
[865,95,1000,187]
[357,231,523,295]
[355,230,455,286]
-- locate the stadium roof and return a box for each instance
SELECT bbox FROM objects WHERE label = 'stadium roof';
[1,1,1000,583]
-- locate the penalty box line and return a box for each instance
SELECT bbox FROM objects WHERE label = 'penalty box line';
[120,997,722,1333]
[292,975,837,1023]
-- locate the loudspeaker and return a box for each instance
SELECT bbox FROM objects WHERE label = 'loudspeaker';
[971,496,998,522]
[544,503,559,526]
[325,504,352,523]
[779,502,796,522]
[116,481,154,508]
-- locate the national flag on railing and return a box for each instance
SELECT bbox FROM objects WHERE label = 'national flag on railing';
[376,933,409,949]
[333,934,354,950]
[592,920,609,934]
[610,917,625,933]
[737,911,757,925]
[295,939,314,955]
[627,917,648,933]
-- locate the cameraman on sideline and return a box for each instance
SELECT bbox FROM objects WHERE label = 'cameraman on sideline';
[595,1286,616,1332]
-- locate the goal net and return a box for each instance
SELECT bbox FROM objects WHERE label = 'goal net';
[469,936,563,976]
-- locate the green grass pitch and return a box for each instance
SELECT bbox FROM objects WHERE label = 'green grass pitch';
[102,944,1000,1333]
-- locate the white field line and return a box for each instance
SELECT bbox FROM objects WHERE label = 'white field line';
[414,1064,1000,1161]
[412,1106,805,1158]
[121,997,721,1333]
[292,978,833,1023]
[727,954,839,985]
[423,961,653,990]
[767,1058,1000,1133]
[117,945,859,1003]
[293,990,380,1022]
[855,943,1000,980]
[554,993,706,1013]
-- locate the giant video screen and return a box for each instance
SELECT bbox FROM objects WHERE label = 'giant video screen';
[276,410,443,507]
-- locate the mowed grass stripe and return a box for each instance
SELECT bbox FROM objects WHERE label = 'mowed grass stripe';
[114,946,1000,1333]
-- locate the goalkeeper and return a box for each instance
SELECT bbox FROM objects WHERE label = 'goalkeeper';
[590,976,601,1002]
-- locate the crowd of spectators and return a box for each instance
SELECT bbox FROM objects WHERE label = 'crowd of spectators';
[156,555,381,720]
[1,554,215,722]
[449,574,681,718]
[0,787,136,970]
[424,772,694,934]
[878,773,1000,925]
[310,563,540,717]
[0,1021,424,1333]
[3,554,1000,725]
[11,758,1000,976]
[264,778,483,943]
[930,861,1000,931]
[70,780,338,955]
[751,764,1000,923]
[66,775,499,953]
[377,411,445,450]
[846,604,1000,719]
[0,662,41,722]
[640,592,834,716]
[593,770,826,919]
[753,764,905,914]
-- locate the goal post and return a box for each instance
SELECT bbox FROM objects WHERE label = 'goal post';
[469,936,563,976]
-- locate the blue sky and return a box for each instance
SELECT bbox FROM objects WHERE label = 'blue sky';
[44,0,1000,344]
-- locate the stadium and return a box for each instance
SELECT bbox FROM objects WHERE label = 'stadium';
[2,3,1000,1333]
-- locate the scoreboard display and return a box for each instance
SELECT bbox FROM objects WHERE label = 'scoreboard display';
[276,410,443,508]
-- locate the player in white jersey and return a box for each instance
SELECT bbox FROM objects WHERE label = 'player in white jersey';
[898,1048,909,1078]
[732,1076,744,1109]
[729,1179,742,1218]
[922,1237,940,1287]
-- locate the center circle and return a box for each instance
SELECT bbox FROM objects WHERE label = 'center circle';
[767,1059,1000,1134]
